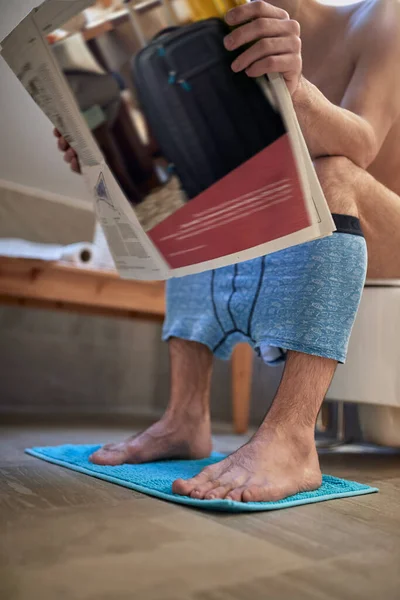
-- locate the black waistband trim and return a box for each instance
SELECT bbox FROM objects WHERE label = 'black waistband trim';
[332,214,364,237]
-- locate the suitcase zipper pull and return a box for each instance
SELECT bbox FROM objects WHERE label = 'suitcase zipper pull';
[178,79,192,92]
[168,70,177,84]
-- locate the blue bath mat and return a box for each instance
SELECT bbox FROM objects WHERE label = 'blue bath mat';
[26,445,378,512]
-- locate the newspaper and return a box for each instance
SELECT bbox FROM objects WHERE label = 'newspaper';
[1,0,335,281]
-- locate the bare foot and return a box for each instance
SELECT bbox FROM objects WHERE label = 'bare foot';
[89,415,212,466]
[172,426,322,502]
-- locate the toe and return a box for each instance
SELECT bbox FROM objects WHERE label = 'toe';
[89,452,120,466]
[101,443,119,452]
[89,451,111,465]
[172,466,215,496]
[190,481,219,499]
[172,475,208,496]
[204,484,234,500]
[172,478,196,496]
[89,444,127,466]
[226,487,247,502]
[242,486,265,503]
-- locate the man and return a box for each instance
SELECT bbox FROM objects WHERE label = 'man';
[58,0,400,502]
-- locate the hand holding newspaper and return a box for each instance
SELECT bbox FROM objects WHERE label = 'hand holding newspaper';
[0,0,335,281]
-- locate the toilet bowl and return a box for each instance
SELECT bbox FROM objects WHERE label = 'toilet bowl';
[358,405,400,447]
[326,279,400,447]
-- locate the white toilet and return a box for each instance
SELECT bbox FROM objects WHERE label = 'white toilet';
[326,280,400,447]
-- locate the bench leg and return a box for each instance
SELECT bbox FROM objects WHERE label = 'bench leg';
[231,343,253,434]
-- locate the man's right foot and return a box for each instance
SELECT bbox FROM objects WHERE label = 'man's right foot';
[89,414,212,466]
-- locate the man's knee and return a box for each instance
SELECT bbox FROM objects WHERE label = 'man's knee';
[314,156,360,216]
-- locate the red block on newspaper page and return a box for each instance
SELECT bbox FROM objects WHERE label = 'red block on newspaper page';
[148,134,311,269]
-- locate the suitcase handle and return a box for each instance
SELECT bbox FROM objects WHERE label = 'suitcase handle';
[152,26,180,41]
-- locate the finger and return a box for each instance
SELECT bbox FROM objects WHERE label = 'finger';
[64,147,77,163]
[224,18,299,51]
[225,1,289,26]
[57,136,69,152]
[70,157,81,174]
[245,52,302,79]
[53,127,61,138]
[231,36,301,72]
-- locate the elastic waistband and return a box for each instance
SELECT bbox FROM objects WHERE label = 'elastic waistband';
[332,214,363,237]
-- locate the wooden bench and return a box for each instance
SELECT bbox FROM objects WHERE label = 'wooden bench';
[0,256,252,433]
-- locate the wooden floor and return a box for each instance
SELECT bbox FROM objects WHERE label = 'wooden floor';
[1,424,400,600]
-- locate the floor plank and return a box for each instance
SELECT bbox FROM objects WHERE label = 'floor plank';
[1,424,399,600]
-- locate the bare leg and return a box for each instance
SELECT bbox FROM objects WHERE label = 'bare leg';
[314,156,400,279]
[172,156,371,501]
[173,156,380,501]
[90,338,213,465]
[173,352,335,502]
[358,173,400,279]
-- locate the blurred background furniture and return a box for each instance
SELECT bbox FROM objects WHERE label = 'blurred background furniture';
[0,255,253,434]
[52,33,159,203]
[326,280,400,447]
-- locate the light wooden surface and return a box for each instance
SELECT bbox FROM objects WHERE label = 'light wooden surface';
[1,424,399,600]
[82,19,113,41]
[0,257,165,319]
[0,257,254,432]
[81,2,180,42]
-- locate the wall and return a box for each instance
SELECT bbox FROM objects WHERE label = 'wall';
[0,302,283,425]
[0,0,91,203]
[0,183,94,242]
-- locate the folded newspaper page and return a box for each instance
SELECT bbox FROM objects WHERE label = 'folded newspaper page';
[1,0,335,280]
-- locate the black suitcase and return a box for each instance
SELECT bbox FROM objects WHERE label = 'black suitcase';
[133,18,286,200]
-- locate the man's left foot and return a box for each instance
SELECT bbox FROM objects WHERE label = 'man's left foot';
[172,425,322,502]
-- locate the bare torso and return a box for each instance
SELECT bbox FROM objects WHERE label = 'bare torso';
[296,0,400,194]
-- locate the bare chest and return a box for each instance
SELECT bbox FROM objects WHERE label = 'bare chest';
[301,35,356,106]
